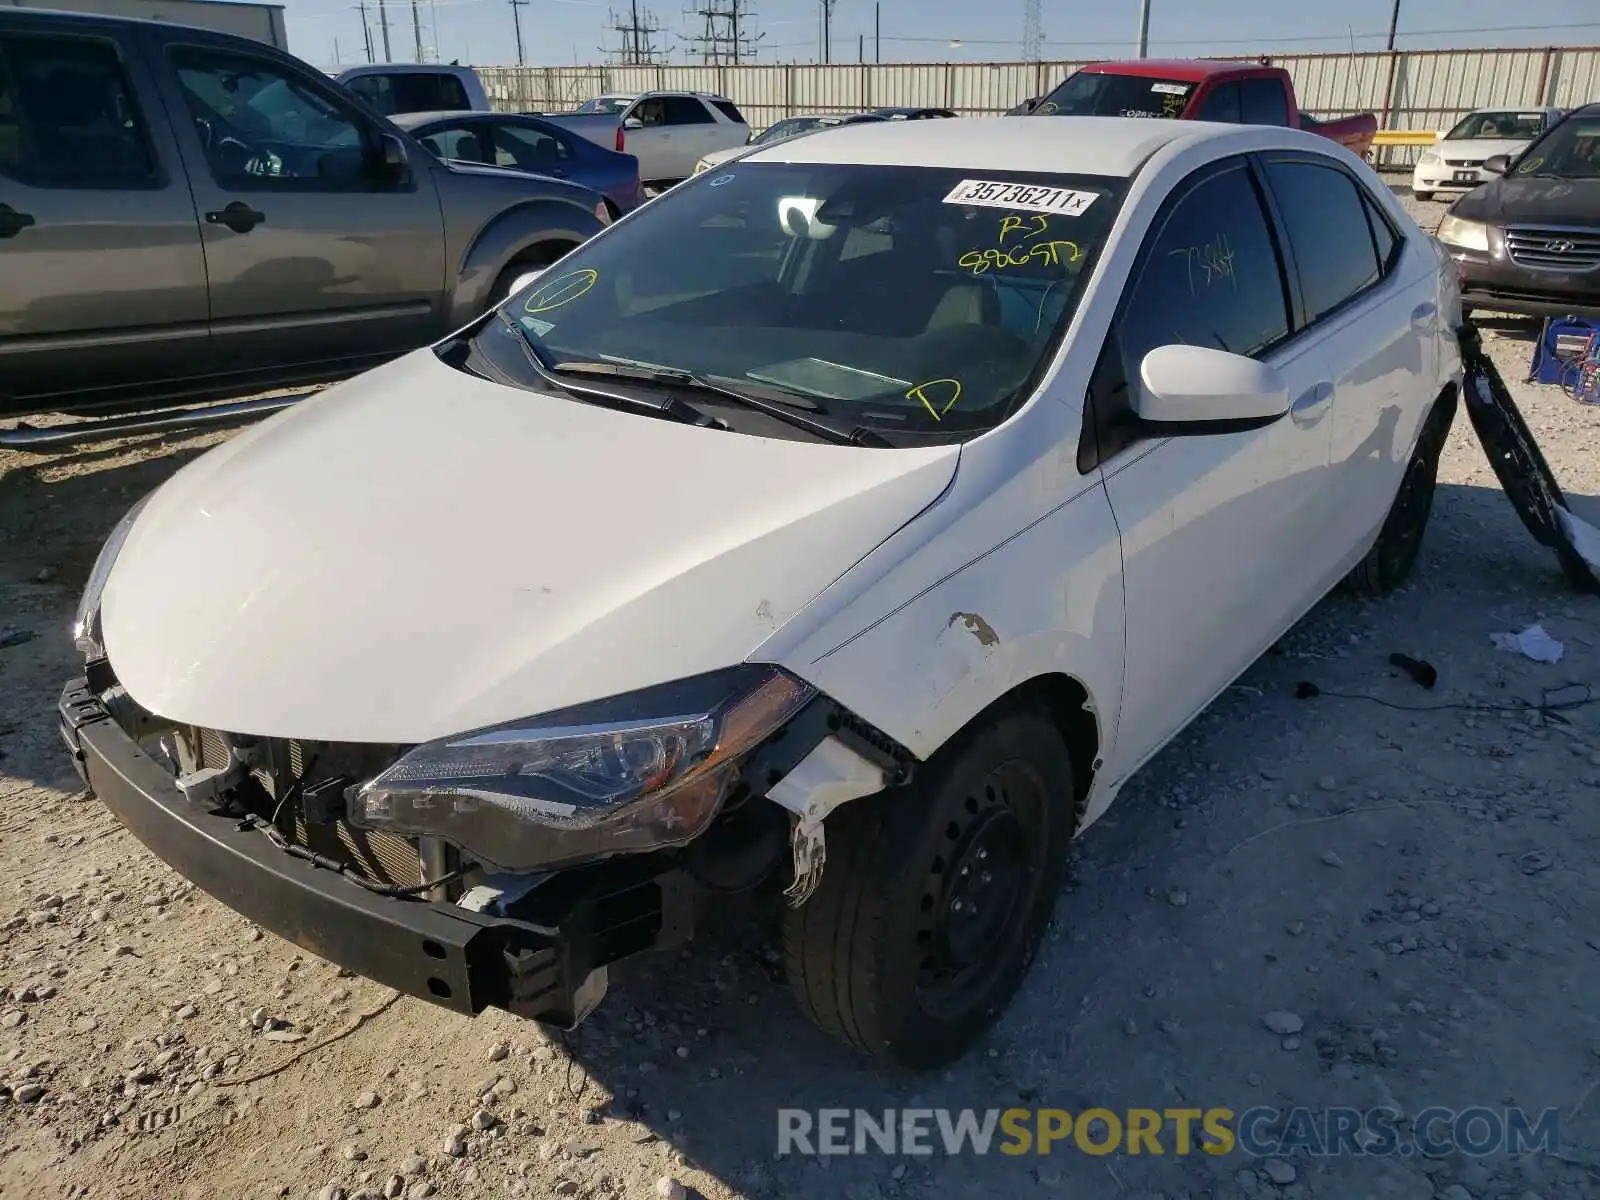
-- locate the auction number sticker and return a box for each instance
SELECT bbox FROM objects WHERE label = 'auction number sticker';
[1150,82,1190,95]
[943,179,1098,217]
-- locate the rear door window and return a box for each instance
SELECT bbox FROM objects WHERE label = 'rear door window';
[415,122,492,163]
[1194,82,1241,123]
[491,121,573,171]
[346,71,469,116]
[1238,77,1291,126]
[1261,159,1382,322]
[0,32,156,187]
[711,99,745,124]
[663,96,714,125]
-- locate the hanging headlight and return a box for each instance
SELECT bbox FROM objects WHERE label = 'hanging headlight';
[72,493,151,659]
[351,665,813,873]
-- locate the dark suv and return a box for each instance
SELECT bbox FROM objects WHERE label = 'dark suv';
[0,8,608,440]
[1437,103,1600,318]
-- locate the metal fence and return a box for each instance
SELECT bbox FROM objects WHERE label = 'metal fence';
[477,45,1600,165]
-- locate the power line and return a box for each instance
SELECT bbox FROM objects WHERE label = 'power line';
[682,0,763,64]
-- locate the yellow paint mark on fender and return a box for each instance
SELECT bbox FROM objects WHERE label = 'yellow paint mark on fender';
[523,268,599,314]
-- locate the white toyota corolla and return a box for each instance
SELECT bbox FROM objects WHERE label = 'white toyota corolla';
[63,117,1462,1069]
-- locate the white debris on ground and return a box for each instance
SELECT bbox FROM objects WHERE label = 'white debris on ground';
[0,184,1596,1200]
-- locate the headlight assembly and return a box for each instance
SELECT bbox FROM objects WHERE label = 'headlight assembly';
[1418,150,1440,165]
[351,665,814,873]
[73,493,151,658]
[1436,214,1491,254]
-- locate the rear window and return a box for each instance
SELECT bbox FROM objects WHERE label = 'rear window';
[1035,71,1195,119]
[712,99,745,124]
[491,164,1127,439]
[345,71,470,116]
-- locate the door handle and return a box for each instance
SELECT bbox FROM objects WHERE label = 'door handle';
[205,201,266,234]
[1411,301,1437,330]
[1290,381,1334,427]
[0,203,36,238]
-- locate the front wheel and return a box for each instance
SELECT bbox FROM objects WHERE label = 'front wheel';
[782,709,1076,1069]
[1413,189,1433,202]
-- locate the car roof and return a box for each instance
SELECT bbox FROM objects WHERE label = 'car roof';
[744,114,1200,176]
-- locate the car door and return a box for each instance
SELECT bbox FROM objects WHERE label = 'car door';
[642,95,717,181]
[1095,157,1338,777]
[1256,154,1435,560]
[152,33,448,375]
[0,18,209,410]
[1238,76,1292,127]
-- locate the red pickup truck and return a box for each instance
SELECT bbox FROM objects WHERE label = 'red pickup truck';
[1017,59,1378,160]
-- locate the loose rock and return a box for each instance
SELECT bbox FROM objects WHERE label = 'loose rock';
[443,1125,469,1157]
[1263,1158,1297,1185]
[654,1179,688,1200]
[1320,849,1345,868]
[354,1091,381,1110]
[1262,1010,1304,1035]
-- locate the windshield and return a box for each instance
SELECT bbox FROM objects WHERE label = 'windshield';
[1034,71,1195,119]
[1445,110,1547,140]
[754,116,846,145]
[1512,114,1600,178]
[576,96,632,115]
[486,163,1124,440]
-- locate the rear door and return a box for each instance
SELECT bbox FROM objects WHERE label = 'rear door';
[1239,76,1292,127]
[1256,154,1436,560]
[1193,81,1241,123]
[152,32,449,375]
[0,17,209,410]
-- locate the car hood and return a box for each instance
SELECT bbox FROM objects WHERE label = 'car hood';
[697,144,745,170]
[1433,137,1530,159]
[1453,174,1600,228]
[101,351,959,744]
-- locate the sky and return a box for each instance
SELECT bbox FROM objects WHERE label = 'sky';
[287,0,1600,71]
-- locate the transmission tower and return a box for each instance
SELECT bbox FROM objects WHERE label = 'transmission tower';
[1021,0,1043,61]
[607,0,664,63]
[681,0,763,65]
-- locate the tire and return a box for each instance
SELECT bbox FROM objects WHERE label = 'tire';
[485,243,576,311]
[782,709,1076,1069]
[1345,389,1456,596]
[1414,190,1433,202]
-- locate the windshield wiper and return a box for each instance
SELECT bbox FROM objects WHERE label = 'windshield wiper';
[494,311,727,430]
[550,360,892,447]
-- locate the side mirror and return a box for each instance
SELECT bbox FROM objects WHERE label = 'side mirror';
[1483,153,1511,175]
[1135,344,1289,430]
[509,267,546,295]
[377,132,410,182]
[623,117,644,131]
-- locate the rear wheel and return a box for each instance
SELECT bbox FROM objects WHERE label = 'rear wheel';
[782,709,1076,1069]
[1414,189,1433,202]
[1345,390,1456,595]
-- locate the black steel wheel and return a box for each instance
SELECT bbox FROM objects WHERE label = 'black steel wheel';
[783,708,1076,1069]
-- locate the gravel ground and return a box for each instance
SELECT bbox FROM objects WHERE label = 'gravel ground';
[1,185,1598,1200]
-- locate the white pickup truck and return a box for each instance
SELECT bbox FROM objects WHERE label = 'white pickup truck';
[542,91,750,186]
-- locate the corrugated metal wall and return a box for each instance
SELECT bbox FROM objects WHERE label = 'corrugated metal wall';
[478,45,1600,165]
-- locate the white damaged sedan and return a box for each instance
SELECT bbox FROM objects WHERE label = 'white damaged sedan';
[63,116,1462,1069]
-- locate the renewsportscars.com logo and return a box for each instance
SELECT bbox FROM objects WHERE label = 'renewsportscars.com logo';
[776,1106,1561,1159]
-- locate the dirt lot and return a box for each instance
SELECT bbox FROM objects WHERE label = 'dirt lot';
[2,189,1599,1200]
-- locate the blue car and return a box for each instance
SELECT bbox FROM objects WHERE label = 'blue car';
[391,110,647,216]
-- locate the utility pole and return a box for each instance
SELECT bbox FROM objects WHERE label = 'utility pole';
[1385,0,1401,50]
[1022,0,1042,62]
[377,0,392,60]
[508,0,527,65]
[357,0,375,61]
[411,0,423,61]
[606,0,663,63]
[874,0,879,62]
[334,35,342,62]
[681,0,761,65]
[1135,0,1150,57]
[820,0,834,64]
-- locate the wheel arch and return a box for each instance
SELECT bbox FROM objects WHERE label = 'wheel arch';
[448,200,602,324]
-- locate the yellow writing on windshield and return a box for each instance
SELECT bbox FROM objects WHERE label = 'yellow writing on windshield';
[959,213,1081,275]
[907,378,963,420]
[523,268,599,314]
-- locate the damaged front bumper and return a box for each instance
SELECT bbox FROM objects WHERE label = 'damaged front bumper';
[58,676,692,1026]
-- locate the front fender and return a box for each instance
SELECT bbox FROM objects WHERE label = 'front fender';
[449,200,606,326]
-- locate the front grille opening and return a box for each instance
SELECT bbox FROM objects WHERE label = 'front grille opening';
[188,728,421,889]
